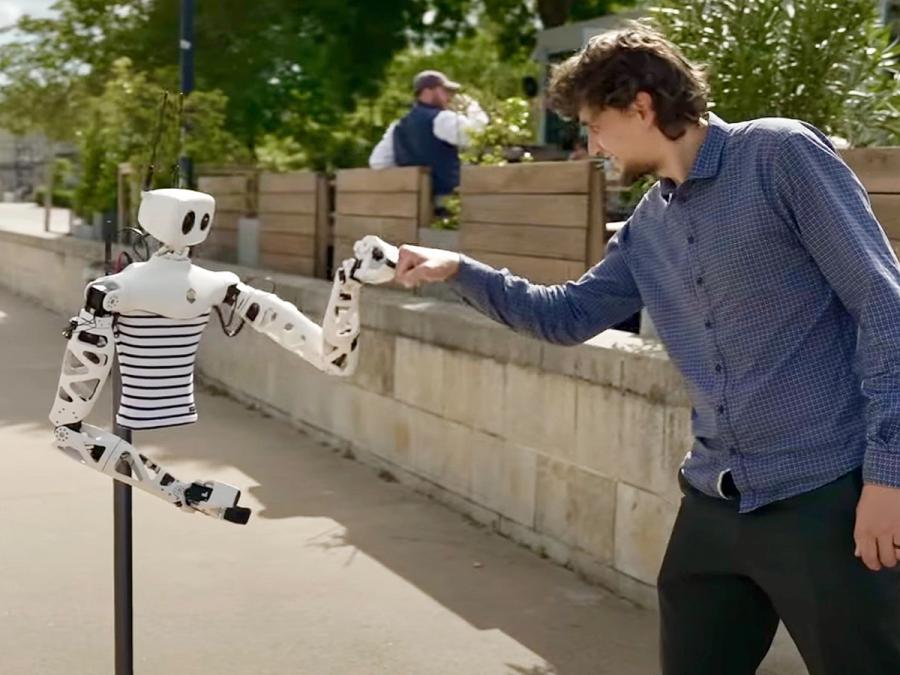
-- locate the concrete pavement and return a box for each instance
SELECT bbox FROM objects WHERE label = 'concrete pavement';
[0,285,662,675]
[0,201,72,237]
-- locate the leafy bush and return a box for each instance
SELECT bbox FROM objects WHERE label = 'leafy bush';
[652,0,900,145]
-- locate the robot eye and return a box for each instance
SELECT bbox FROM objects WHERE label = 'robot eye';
[181,211,196,234]
[200,213,211,231]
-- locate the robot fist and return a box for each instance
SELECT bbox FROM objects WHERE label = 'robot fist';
[349,235,398,285]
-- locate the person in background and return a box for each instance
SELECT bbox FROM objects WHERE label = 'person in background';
[369,70,488,210]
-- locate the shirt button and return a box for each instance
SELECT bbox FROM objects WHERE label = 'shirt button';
[729,447,737,455]
[704,320,713,329]
[715,364,723,373]
[696,277,703,285]
[687,236,695,244]
[717,405,725,414]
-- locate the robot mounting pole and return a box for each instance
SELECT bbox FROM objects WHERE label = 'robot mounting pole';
[105,221,134,675]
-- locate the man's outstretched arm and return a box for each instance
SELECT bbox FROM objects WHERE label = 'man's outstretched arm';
[394,228,644,345]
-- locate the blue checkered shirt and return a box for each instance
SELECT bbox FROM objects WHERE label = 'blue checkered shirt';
[450,114,900,512]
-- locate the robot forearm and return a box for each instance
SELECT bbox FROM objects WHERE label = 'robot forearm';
[53,423,249,523]
[225,279,358,376]
[224,235,398,377]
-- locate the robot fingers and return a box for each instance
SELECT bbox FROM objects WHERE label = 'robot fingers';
[349,235,398,285]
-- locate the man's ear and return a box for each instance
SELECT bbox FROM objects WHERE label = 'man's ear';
[633,91,656,124]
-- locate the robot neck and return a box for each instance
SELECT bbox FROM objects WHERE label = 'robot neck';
[154,245,191,260]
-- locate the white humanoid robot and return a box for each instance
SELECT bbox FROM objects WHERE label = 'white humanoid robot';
[49,187,398,525]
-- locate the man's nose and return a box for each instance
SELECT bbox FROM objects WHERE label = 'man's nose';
[588,134,606,157]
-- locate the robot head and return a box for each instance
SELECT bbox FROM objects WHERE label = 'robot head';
[138,189,216,249]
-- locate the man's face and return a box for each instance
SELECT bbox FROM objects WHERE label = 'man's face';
[578,96,661,178]
[434,86,454,109]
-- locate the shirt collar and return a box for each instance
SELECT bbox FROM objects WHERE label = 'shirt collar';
[659,112,729,200]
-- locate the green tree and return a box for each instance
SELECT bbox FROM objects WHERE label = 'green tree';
[74,58,248,215]
[653,0,900,145]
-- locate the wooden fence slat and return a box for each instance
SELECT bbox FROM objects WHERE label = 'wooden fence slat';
[469,251,586,285]
[872,194,900,240]
[462,194,590,228]
[213,194,247,213]
[212,212,240,231]
[258,172,318,193]
[258,193,317,215]
[198,175,247,193]
[461,161,592,194]
[336,167,425,193]
[461,223,586,261]
[260,232,316,257]
[315,175,331,279]
[259,213,317,236]
[334,215,418,244]
[332,239,356,266]
[842,149,900,193]
[336,192,420,219]
[259,252,315,276]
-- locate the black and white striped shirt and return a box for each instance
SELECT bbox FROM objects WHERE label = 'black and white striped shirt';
[114,312,210,430]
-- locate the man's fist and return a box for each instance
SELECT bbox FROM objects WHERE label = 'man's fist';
[393,244,461,288]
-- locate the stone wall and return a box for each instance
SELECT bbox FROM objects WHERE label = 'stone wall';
[0,228,690,609]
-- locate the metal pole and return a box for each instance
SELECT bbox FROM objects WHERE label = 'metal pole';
[106,237,134,675]
[179,0,195,188]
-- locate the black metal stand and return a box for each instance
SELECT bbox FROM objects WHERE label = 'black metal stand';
[107,235,134,675]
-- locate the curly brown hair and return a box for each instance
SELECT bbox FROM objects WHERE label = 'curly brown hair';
[548,24,709,141]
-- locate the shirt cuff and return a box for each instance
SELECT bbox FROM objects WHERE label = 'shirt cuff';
[863,442,900,488]
[445,255,499,301]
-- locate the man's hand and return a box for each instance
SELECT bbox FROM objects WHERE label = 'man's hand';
[854,483,900,571]
[394,244,461,288]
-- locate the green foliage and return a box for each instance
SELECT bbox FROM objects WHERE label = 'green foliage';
[652,0,900,145]
[34,186,76,209]
[461,97,536,165]
[73,58,248,215]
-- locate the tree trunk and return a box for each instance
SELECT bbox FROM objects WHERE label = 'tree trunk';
[537,0,575,27]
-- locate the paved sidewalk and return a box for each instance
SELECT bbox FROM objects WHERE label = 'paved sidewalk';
[0,286,664,675]
[0,201,72,237]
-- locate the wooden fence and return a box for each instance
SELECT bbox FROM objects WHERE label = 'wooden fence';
[332,166,431,268]
[258,171,330,277]
[841,149,900,257]
[196,174,252,263]
[459,160,606,284]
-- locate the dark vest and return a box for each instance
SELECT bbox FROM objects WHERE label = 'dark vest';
[392,103,461,198]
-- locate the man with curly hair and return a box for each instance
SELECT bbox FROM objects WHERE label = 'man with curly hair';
[390,23,900,674]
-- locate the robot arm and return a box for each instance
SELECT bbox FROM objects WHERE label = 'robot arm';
[223,235,398,377]
[49,281,250,524]
[49,283,117,427]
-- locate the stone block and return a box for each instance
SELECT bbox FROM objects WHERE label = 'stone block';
[662,405,693,505]
[503,364,576,460]
[408,407,473,496]
[351,329,395,396]
[442,349,504,435]
[618,393,670,495]
[350,388,411,466]
[614,482,677,586]
[621,351,691,407]
[394,337,445,415]
[540,342,624,388]
[574,382,624,478]
[470,434,538,527]
[535,457,616,564]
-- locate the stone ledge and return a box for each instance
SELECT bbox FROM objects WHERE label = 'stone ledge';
[0,228,690,401]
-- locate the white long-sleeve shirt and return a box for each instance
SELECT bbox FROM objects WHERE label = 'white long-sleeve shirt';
[368,99,489,169]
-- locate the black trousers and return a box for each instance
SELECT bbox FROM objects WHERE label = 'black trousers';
[658,469,900,675]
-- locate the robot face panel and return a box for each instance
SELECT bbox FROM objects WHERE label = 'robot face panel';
[138,189,216,249]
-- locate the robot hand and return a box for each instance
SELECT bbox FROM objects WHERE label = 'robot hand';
[348,235,398,285]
